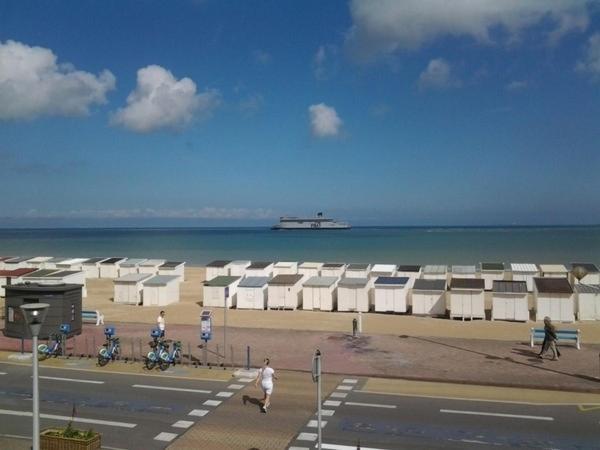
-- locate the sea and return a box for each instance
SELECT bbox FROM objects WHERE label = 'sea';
[0,226,599,266]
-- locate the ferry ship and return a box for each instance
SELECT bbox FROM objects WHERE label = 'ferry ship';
[271,212,351,230]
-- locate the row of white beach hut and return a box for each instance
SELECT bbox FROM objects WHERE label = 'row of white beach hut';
[203,270,600,322]
[113,274,181,307]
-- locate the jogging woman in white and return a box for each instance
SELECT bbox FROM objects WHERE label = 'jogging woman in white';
[255,358,277,412]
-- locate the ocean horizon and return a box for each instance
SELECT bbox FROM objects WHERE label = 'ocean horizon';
[0,225,598,266]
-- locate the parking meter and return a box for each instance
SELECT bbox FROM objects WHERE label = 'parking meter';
[200,310,212,342]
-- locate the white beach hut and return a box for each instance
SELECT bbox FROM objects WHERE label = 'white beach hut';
[236,276,270,310]
[203,276,241,308]
[159,261,186,281]
[99,257,126,279]
[451,265,478,279]
[412,279,446,316]
[118,258,147,277]
[369,264,396,280]
[81,257,108,279]
[321,263,346,278]
[0,268,37,296]
[44,257,71,270]
[0,256,15,270]
[480,263,505,291]
[422,265,448,281]
[267,274,304,310]
[55,258,89,271]
[4,257,32,270]
[22,270,87,297]
[534,277,575,322]
[273,261,298,276]
[575,284,600,321]
[570,263,600,285]
[26,257,54,269]
[138,259,165,276]
[302,276,338,311]
[396,265,421,289]
[205,260,232,279]
[113,273,152,305]
[345,264,371,279]
[539,264,569,278]
[245,261,274,278]
[298,262,323,279]
[491,281,529,322]
[449,278,485,320]
[374,276,409,313]
[337,277,370,312]
[229,260,251,277]
[510,263,539,292]
[21,269,60,282]
[142,275,181,307]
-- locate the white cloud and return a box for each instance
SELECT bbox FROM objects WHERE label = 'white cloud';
[576,33,600,79]
[0,40,115,120]
[111,65,220,133]
[505,80,528,91]
[418,58,460,90]
[346,0,590,62]
[313,44,338,80]
[308,103,343,138]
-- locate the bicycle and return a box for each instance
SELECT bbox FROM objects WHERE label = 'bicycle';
[145,328,167,370]
[158,340,182,371]
[38,324,71,360]
[97,327,120,367]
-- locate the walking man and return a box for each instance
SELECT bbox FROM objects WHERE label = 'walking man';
[157,310,166,338]
[255,358,277,413]
[538,316,560,360]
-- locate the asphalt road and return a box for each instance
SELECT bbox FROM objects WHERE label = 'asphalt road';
[0,360,249,450]
[290,378,600,450]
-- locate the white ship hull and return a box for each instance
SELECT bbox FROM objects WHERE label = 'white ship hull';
[272,215,351,230]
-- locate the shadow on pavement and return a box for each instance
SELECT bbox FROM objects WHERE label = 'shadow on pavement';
[242,394,263,412]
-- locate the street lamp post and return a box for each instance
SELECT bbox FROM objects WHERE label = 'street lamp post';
[20,303,50,450]
[312,349,322,450]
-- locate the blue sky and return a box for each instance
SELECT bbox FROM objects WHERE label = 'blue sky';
[1,0,599,227]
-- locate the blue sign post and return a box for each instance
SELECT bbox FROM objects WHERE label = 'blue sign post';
[200,310,212,342]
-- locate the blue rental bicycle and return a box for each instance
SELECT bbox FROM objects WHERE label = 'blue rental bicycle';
[158,340,182,371]
[97,327,120,366]
[38,324,71,360]
[145,328,167,370]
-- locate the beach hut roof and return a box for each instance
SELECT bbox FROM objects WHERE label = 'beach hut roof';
[248,261,273,269]
[413,279,446,291]
[51,270,81,278]
[57,258,89,265]
[303,276,338,287]
[145,275,180,286]
[204,276,240,287]
[5,283,82,293]
[238,276,270,288]
[23,269,60,278]
[116,273,153,283]
[534,277,573,294]
[375,276,409,286]
[338,277,369,288]
[423,265,447,274]
[492,281,527,293]
[347,263,370,270]
[27,256,54,263]
[206,260,232,268]
[0,256,15,261]
[510,263,538,272]
[6,256,33,263]
[299,262,323,269]
[101,257,126,265]
[139,259,165,266]
[119,258,148,267]
[539,264,568,273]
[230,260,251,266]
[397,265,421,272]
[452,265,477,274]
[0,268,36,277]
[481,262,505,271]
[570,263,599,273]
[84,257,109,264]
[47,257,70,263]
[274,261,297,268]
[371,264,396,272]
[160,261,184,268]
[268,274,303,285]
[574,284,600,294]
[322,263,345,268]
[451,278,485,290]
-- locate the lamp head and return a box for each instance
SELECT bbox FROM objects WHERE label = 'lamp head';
[19,303,50,337]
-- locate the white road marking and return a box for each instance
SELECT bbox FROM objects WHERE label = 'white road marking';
[318,409,335,417]
[238,377,255,383]
[39,375,104,384]
[322,443,389,450]
[297,432,318,441]
[203,399,222,406]
[188,409,209,417]
[342,378,358,384]
[132,384,211,394]
[154,432,178,442]
[289,447,310,450]
[330,392,347,399]
[172,420,194,429]
[307,419,327,428]
[0,372,7,375]
[228,384,244,389]
[216,391,234,398]
[345,401,396,409]
[0,409,136,428]
[336,385,353,391]
[440,409,554,421]
[323,400,341,407]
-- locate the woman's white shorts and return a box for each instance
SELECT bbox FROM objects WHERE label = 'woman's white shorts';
[261,382,273,395]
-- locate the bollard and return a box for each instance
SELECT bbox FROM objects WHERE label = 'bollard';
[216,344,220,367]
[73,336,77,358]
[203,342,208,367]
[188,342,192,367]
[20,337,24,354]
[85,336,89,358]
[352,318,358,337]
[230,345,234,369]
[92,335,96,359]
[246,345,250,370]
[138,338,143,362]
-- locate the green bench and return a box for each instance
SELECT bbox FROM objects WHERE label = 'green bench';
[530,328,580,350]
[82,310,104,326]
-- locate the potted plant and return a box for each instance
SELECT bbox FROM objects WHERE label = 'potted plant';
[40,421,101,450]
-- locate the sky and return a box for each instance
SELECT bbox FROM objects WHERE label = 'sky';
[1,0,599,227]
